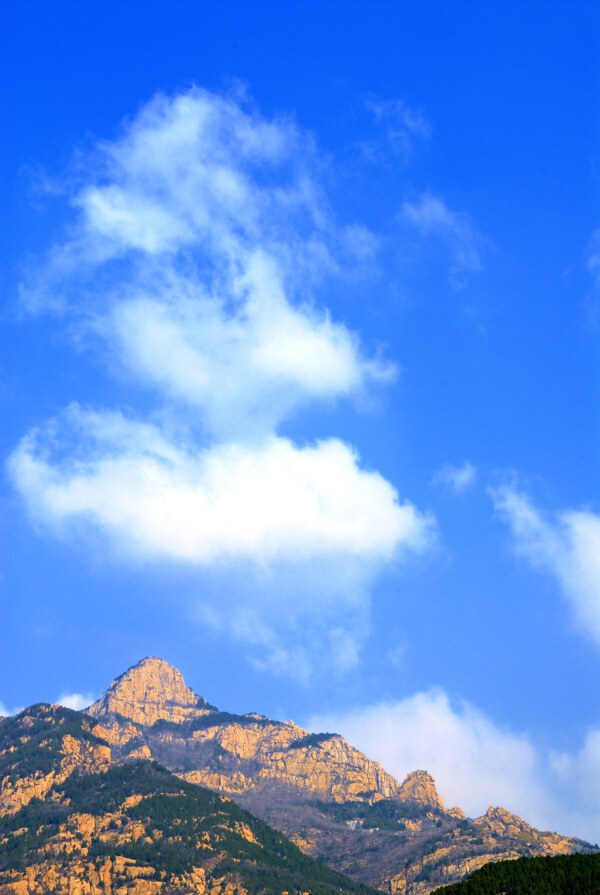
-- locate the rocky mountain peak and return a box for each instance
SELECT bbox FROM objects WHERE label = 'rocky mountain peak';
[87,656,216,727]
[475,805,534,837]
[397,769,444,809]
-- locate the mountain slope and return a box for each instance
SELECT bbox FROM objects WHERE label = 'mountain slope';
[0,704,381,895]
[88,658,401,803]
[84,659,595,895]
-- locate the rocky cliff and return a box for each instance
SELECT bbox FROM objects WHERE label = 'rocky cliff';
[0,707,377,895]
[89,658,402,805]
[0,705,111,816]
[87,657,215,727]
[80,658,594,895]
[396,771,445,811]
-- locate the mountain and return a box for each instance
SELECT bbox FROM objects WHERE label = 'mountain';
[84,658,594,895]
[0,704,380,895]
[88,658,217,727]
[87,658,402,804]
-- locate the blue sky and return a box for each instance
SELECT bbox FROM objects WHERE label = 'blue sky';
[2,0,600,840]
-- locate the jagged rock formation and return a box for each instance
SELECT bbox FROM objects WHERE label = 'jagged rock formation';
[395,771,464,822]
[87,657,215,727]
[397,771,444,810]
[79,658,594,895]
[89,659,401,804]
[474,805,543,838]
[3,659,595,895]
[0,705,111,815]
[0,706,377,895]
[182,728,401,803]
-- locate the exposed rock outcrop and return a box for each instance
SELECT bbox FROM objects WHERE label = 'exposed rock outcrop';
[0,857,198,894]
[473,805,576,855]
[397,770,443,809]
[3,660,593,895]
[0,711,370,895]
[81,659,593,895]
[0,707,111,815]
[181,726,401,802]
[87,657,215,726]
[89,658,401,803]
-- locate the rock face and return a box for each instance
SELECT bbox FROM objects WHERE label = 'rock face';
[472,805,576,854]
[0,706,112,815]
[4,659,594,895]
[87,657,215,726]
[0,709,373,895]
[397,770,444,809]
[89,658,401,804]
[79,658,595,895]
[182,727,402,803]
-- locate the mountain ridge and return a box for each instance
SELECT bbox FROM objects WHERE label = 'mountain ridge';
[78,657,594,895]
[0,703,380,895]
[89,657,405,806]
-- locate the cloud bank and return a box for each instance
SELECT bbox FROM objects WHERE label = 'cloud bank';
[10,406,428,566]
[10,87,435,677]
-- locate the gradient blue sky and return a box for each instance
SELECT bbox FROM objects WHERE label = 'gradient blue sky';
[2,0,600,840]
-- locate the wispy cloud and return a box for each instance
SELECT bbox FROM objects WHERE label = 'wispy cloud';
[490,484,600,645]
[587,230,600,288]
[10,87,436,678]
[309,690,600,842]
[402,192,486,287]
[360,95,430,162]
[0,702,23,717]
[585,229,600,329]
[432,461,477,494]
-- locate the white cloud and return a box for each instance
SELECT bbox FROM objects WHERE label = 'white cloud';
[491,484,600,645]
[23,88,375,313]
[10,405,433,565]
[585,229,600,329]
[25,87,393,439]
[11,87,435,676]
[197,597,370,684]
[103,258,393,439]
[432,461,477,494]
[308,690,600,842]
[403,192,485,286]
[9,403,434,678]
[588,230,600,287]
[549,728,600,841]
[57,692,96,711]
